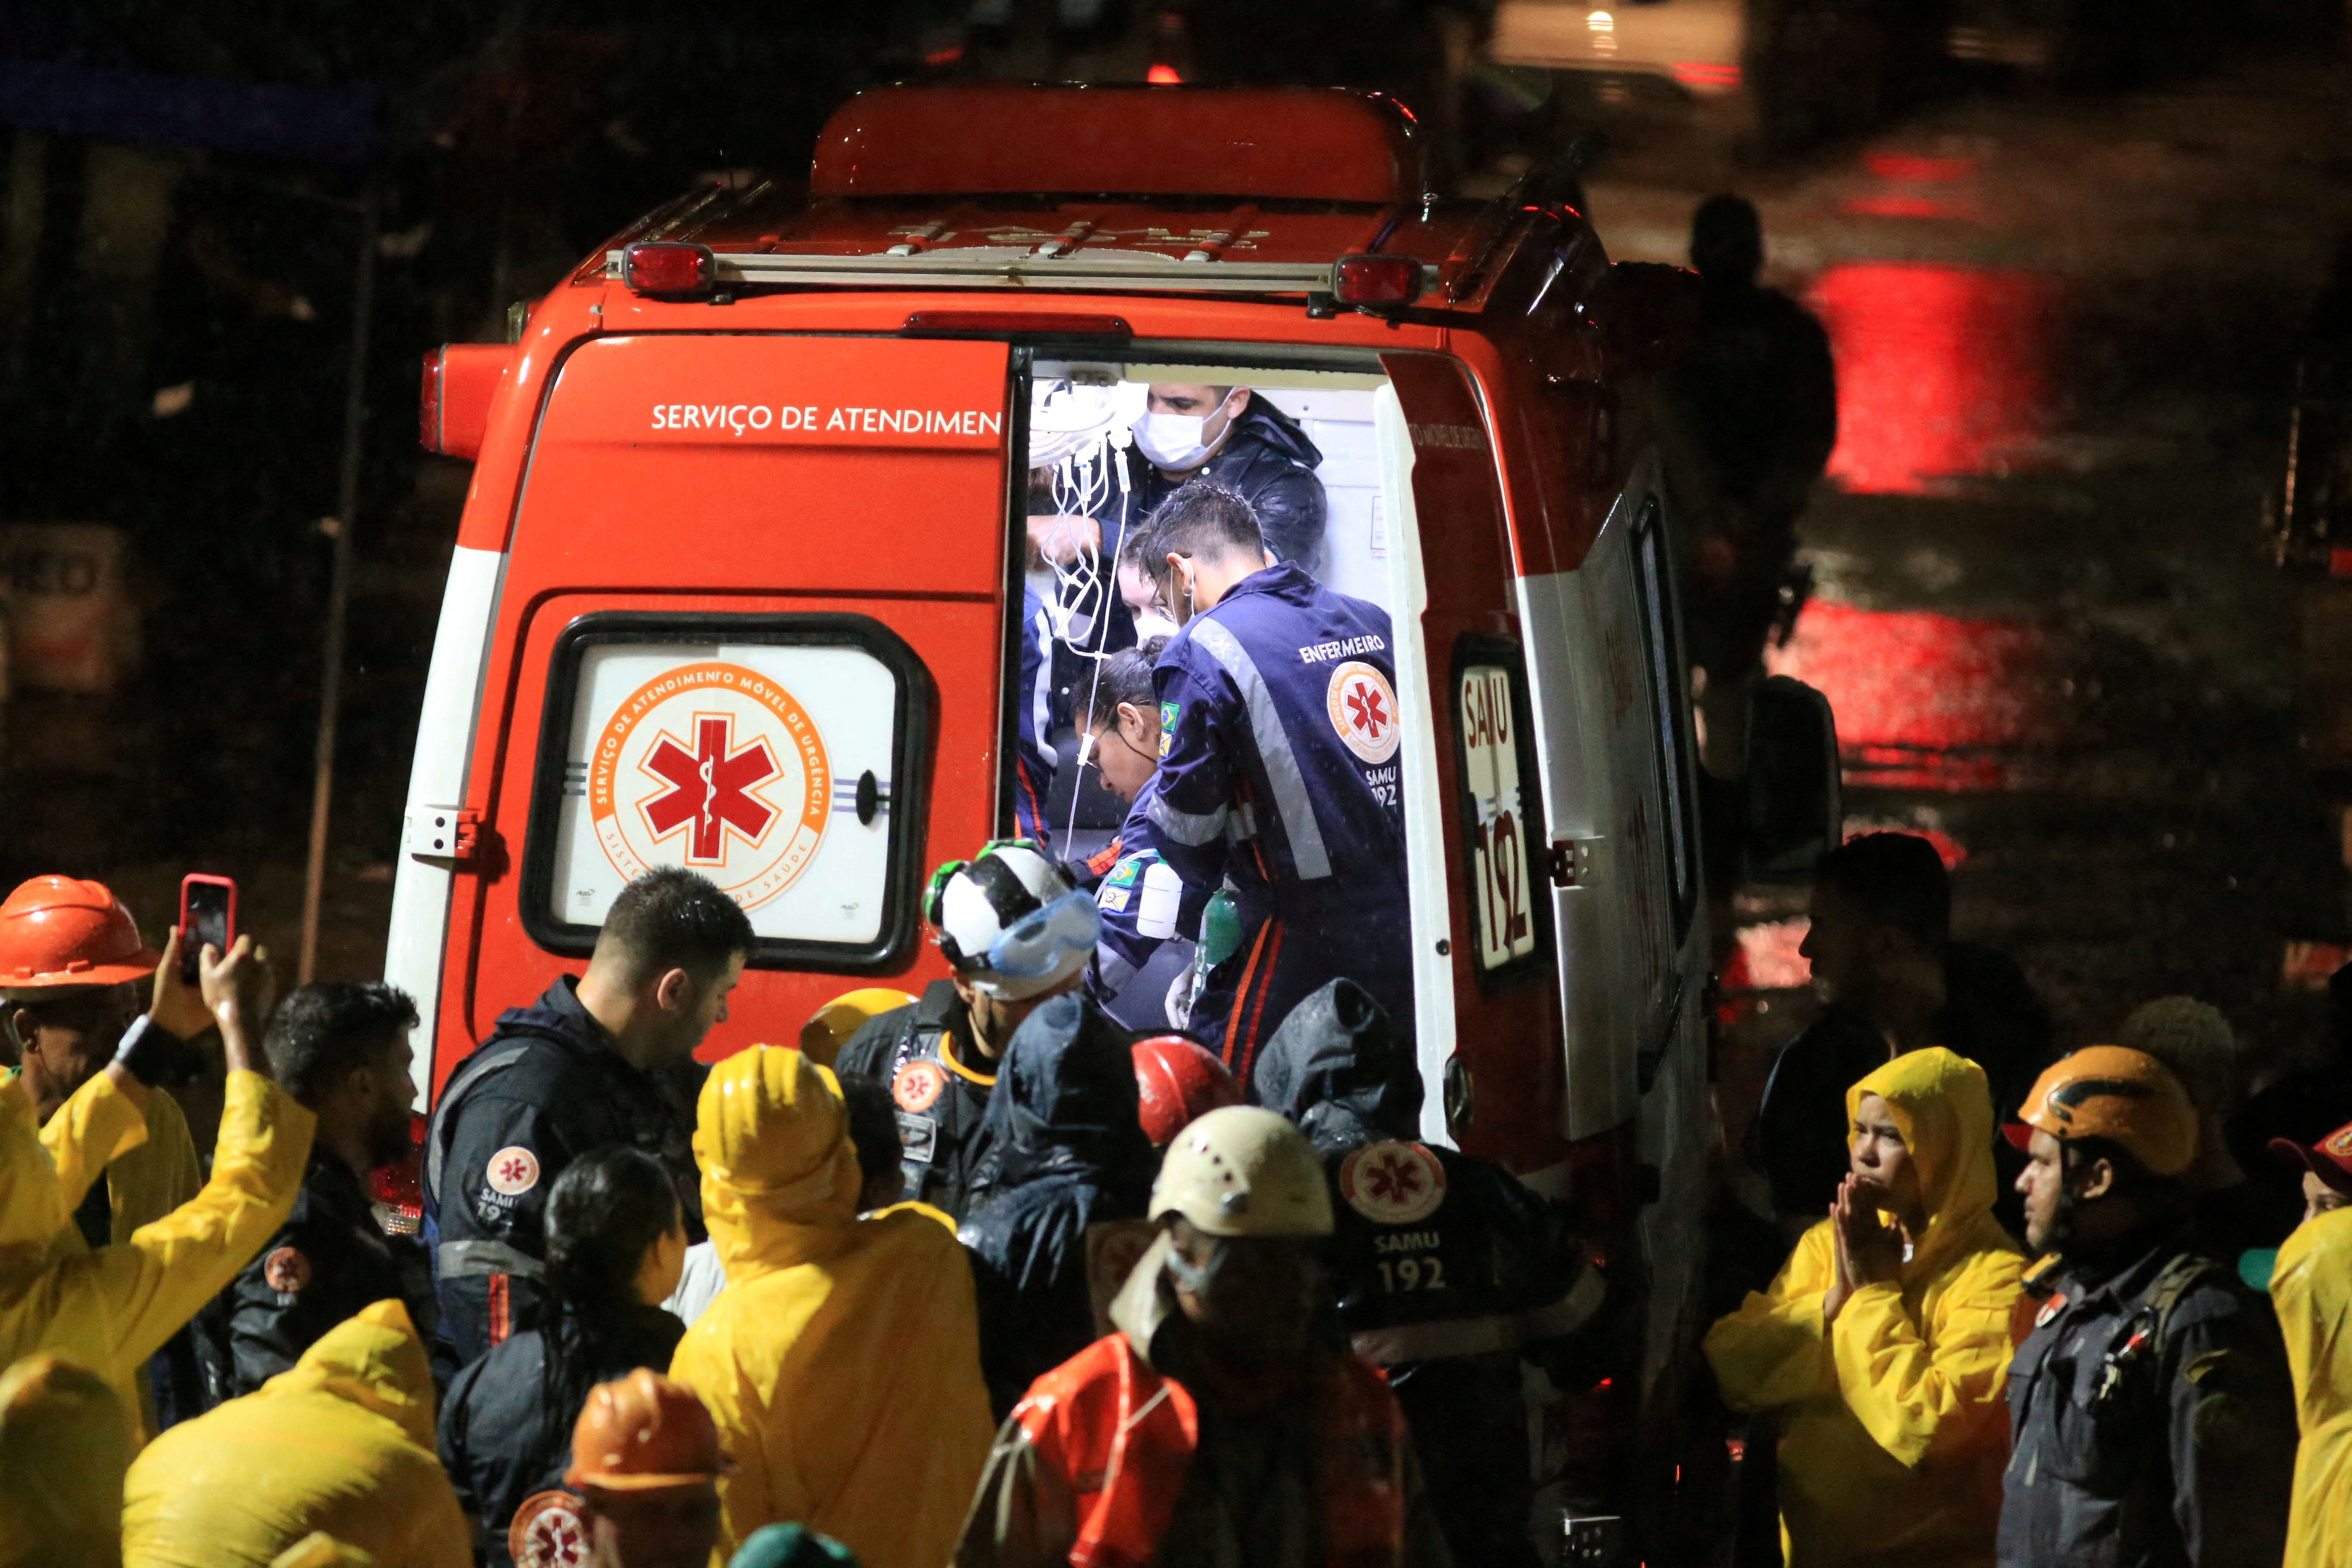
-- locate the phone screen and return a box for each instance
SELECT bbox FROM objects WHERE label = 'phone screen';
[182,880,233,986]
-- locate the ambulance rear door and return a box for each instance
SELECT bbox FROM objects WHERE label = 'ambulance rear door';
[439,333,1014,1084]
[1378,351,1569,1175]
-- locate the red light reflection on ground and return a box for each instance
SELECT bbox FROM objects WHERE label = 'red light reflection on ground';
[1841,193,1969,220]
[1808,263,2058,494]
[1767,600,2063,790]
[1864,152,1975,183]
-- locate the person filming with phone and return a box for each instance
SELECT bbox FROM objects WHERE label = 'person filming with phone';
[1,874,220,1427]
[0,916,313,1443]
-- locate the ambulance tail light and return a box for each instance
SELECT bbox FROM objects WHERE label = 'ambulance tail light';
[1334,254,1425,308]
[622,240,717,297]
[419,344,513,461]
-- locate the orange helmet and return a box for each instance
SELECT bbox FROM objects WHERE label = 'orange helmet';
[1131,1035,1243,1148]
[0,876,159,992]
[2007,1045,2198,1177]
[565,1369,726,1494]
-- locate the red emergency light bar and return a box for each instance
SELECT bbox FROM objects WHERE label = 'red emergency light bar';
[623,240,717,296]
[1333,254,1424,307]
[810,84,1425,207]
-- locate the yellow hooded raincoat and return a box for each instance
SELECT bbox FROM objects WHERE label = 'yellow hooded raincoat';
[2272,1205,2352,1566]
[31,1064,203,1244]
[120,1298,468,1568]
[669,1045,995,1568]
[1704,1047,2026,1568]
[0,1067,311,1443]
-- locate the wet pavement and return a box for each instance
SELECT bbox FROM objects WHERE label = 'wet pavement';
[1581,45,2352,1058]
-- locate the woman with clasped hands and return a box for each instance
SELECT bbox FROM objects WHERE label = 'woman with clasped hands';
[1706,1048,2026,1568]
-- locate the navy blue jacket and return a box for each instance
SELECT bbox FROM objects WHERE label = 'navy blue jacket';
[438,1303,684,1565]
[1150,563,1411,1064]
[1255,980,1596,1568]
[1124,398,1330,575]
[423,977,704,1364]
[958,992,1156,1420]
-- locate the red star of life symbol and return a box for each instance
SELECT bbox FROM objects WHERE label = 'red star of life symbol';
[1346,680,1390,740]
[1366,1147,1425,1207]
[640,714,781,863]
[496,1153,532,1187]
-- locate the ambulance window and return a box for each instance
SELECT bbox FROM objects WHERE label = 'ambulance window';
[520,612,931,968]
[1631,500,1700,933]
[1452,641,1546,986]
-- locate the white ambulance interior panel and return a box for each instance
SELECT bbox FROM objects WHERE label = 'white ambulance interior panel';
[1021,361,1428,1032]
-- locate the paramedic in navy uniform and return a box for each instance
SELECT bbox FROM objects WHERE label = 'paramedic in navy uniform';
[424,865,749,1364]
[1127,480,1412,1080]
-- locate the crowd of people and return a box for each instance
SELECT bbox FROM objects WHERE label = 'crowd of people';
[2,824,2348,1568]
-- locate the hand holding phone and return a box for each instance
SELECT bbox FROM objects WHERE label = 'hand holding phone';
[179,875,236,988]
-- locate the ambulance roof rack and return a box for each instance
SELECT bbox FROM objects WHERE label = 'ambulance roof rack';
[599,245,1439,299]
[805,84,1427,208]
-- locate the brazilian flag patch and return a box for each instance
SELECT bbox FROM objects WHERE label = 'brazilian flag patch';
[1159,701,1179,757]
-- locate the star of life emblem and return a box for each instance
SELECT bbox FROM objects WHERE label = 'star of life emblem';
[588,660,832,910]
[1326,660,1401,766]
[1338,1139,1446,1225]
[486,1145,541,1197]
[511,1490,590,1567]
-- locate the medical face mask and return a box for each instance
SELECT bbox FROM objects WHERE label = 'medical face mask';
[1132,410,1218,471]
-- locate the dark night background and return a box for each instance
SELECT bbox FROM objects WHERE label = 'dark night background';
[0,0,2348,1084]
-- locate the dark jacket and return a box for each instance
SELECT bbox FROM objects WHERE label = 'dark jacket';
[1126,397,1329,575]
[1254,980,1596,1568]
[1750,941,2053,1222]
[1151,562,1412,1072]
[424,976,704,1364]
[833,979,1000,1225]
[957,992,1156,1420]
[195,1148,437,1403]
[1998,1228,2297,1568]
[437,1303,685,1566]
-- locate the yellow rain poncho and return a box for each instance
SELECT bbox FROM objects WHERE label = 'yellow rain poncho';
[120,1298,467,1568]
[2273,1205,2352,1567]
[669,1045,993,1568]
[0,1068,311,1443]
[33,1066,202,1244]
[1705,1047,2026,1568]
[0,1353,131,1568]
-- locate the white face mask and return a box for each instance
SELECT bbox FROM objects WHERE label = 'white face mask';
[1132,410,1216,471]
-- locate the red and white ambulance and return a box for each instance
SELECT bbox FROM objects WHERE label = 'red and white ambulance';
[392,83,1834,1549]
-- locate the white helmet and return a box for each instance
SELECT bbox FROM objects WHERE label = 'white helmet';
[925,840,1096,1002]
[1150,1106,1333,1239]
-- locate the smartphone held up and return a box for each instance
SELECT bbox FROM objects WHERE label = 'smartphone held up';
[179,874,236,986]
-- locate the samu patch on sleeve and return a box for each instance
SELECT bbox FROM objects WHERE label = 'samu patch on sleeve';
[262,1246,312,1296]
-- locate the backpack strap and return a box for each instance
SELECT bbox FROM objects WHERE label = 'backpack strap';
[2089,1251,2225,1412]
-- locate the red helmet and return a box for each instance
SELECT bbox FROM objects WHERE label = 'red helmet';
[1132,1035,1243,1148]
[0,876,159,992]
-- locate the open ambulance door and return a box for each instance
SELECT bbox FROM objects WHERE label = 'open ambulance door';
[433,334,1015,1088]
[1377,352,1570,1176]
